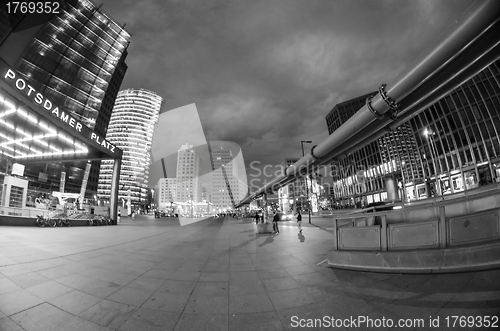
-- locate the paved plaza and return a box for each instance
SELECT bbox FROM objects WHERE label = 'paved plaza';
[0,215,499,331]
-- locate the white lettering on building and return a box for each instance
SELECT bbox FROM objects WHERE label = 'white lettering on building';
[4,69,83,133]
[4,68,116,155]
[90,133,116,153]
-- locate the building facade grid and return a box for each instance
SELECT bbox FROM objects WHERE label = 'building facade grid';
[0,0,130,198]
[327,59,500,207]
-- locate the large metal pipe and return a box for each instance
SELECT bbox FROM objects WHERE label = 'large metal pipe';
[285,0,500,178]
[327,40,500,161]
[237,0,500,207]
[315,24,500,165]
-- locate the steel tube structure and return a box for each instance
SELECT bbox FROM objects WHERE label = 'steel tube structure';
[324,38,500,162]
[237,0,500,207]
[288,0,500,173]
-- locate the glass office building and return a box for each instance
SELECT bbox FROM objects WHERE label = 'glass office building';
[97,89,164,207]
[326,59,500,206]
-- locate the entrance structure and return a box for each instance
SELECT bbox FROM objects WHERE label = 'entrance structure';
[0,60,122,223]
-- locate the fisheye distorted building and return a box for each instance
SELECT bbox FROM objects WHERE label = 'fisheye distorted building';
[97,88,163,207]
[210,145,248,211]
[176,143,201,205]
[0,0,130,199]
[327,59,500,207]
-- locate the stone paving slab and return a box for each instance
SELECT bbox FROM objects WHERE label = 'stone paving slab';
[0,215,499,330]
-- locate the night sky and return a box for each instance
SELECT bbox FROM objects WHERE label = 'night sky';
[101,0,475,190]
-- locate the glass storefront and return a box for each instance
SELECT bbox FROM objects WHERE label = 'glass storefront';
[464,170,478,189]
[416,183,427,199]
[328,59,500,205]
[405,185,416,201]
[440,177,452,195]
[451,173,464,192]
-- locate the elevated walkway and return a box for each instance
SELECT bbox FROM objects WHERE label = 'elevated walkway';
[328,184,500,273]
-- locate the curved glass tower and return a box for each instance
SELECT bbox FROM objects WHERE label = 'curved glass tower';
[98,88,164,207]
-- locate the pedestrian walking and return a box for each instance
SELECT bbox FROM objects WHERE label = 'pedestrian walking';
[132,209,136,221]
[117,210,121,223]
[297,210,302,233]
[272,211,280,234]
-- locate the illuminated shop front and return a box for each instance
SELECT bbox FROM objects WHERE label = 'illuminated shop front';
[327,59,500,205]
[0,61,122,222]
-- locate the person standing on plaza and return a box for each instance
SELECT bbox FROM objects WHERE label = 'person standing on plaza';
[297,210,302,233]
[272,211,280,234]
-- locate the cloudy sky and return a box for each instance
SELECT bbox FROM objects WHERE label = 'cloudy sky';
[102,0,475,190]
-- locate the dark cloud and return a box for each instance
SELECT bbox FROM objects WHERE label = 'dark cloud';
[102,0,476,188]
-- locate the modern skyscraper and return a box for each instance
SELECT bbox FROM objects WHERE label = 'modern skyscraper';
[209,144,248,211]
[211,146,236,210]
[326,92,376,134]
[211,146,232,208]
[98,89,163,207]
[176,143,201,205]
[0,0,130,198]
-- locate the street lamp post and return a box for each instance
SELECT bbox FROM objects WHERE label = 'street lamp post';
[400,160,406,203]
[423,128,441,196]
[301,140,313,224]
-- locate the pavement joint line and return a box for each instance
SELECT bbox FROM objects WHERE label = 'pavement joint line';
[316,258,328,265]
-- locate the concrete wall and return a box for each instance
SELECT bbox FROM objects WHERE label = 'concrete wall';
[329,186,500,273]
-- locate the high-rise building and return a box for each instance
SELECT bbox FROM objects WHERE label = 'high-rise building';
[201,187,211,202]
[98,89,163,206]
[0,0,130,198]
[326,92,419,207]
[402,59,500,198]
[210,145,248,210]
[176,143,201,204]
[326,92,376,134]
[211,146,232,209]
[155,178,177,212]
[327,59,500,206]
[378,122,422,189]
